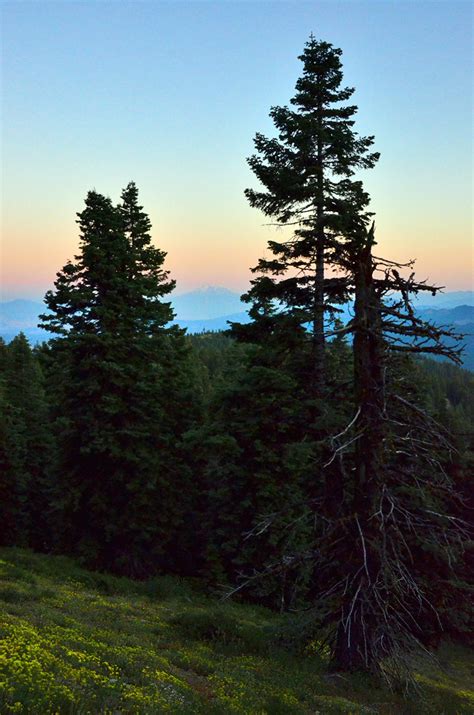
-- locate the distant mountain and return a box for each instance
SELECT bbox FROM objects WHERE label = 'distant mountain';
[458,328,474,370]
[0,295,250,344]
[172,312,249,333]
[416,305,474,371]
[415,291,473,309]
[171,286,244,320]
[0,300,49,344]
[417,304,474,326]
[0,299,45,323]
[1,292,473,370]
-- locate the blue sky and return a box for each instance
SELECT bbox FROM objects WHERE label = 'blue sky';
[1,0,472,299]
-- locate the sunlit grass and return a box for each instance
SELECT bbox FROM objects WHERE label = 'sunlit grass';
[0,548,472,713]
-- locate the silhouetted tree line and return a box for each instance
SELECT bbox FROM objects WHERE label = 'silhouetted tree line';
[0,36,471,683]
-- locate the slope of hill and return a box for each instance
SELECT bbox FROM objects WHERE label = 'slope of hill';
[0,548,472,714]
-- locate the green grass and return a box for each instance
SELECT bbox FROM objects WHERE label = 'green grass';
[0,548,472,714]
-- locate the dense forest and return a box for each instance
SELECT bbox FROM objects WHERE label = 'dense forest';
[0,36,472,692]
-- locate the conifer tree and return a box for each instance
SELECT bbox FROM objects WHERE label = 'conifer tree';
[40,184,195,576]
[241,227,468,681]
[236,35,468,680]
[224,34,378,601]
[244,35,379,392]
[0,345,17,546]
[321,228,468,678]
[0,334,53,548]
[201,332,314,607]
[198,325,352,607]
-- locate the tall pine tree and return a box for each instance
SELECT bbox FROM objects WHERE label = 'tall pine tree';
[233,36,468,681]
[244,35,379,392]
[40,184,195,576]
[223,35,378,601]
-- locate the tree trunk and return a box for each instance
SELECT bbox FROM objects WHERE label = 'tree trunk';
[332,238,385,671]
[312,230,326,394]
[312,115,326,396]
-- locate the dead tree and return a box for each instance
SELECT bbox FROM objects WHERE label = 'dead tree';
[229,226,468,684]
[328,226,467,680]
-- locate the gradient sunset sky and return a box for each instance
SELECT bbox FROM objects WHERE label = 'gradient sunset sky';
[1,0,472,300]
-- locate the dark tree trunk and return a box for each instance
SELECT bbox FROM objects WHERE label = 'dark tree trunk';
[352,241,384,513]
[332,238,385,671]
[313,230,326,394]
[312,115,326,397]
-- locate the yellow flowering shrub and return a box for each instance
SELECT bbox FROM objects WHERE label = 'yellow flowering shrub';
[0,548,473,714]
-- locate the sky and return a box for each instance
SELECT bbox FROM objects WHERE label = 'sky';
[1,0,472,300]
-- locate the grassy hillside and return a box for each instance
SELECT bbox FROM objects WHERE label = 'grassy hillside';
[0,549,472,714]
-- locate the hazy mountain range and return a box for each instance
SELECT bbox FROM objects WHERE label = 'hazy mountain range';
[1,287,473,369]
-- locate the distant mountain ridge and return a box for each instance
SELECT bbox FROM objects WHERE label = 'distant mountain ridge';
[1,289,473,370]
[414,291,474,309]
[416,304,474,325]
[0,299,51,344]
[171,286,244,320]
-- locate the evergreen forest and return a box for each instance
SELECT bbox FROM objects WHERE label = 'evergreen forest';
[0,36,472,713]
